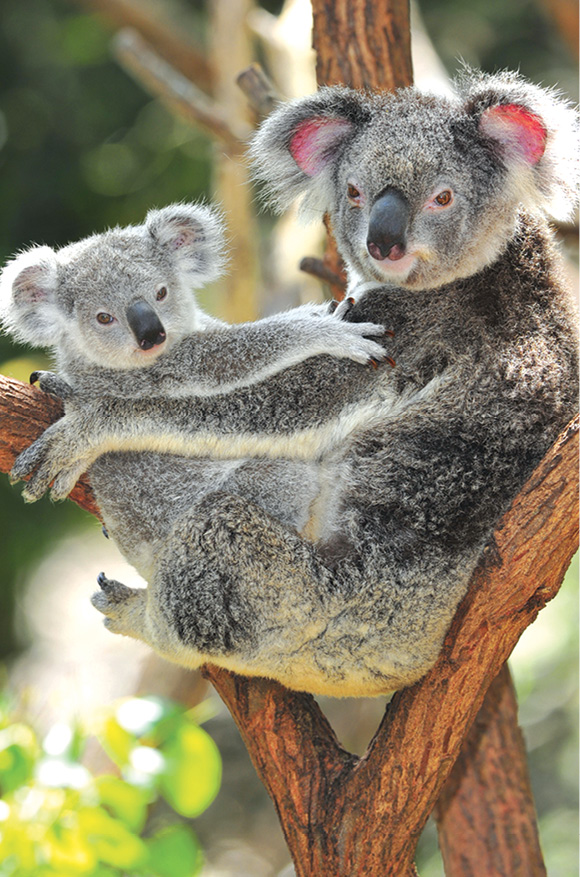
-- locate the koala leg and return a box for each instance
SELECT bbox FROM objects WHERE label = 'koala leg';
[91,573,148,638]
[141,491,374,691]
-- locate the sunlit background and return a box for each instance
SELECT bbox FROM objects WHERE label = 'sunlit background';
[0,1,577,875]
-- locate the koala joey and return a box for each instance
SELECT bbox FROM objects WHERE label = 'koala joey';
[1,203,389,575]
[6,70,579,697]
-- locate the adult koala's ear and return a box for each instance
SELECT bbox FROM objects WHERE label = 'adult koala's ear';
[145,202,227,286]
[250,87,371,218]
[0,245,63,348]
[457,68,579,220]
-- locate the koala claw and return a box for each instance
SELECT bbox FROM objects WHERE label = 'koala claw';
[95,572,133,602]
[10,433,50,488]
[50,463,87,501]
[30,370,74,400]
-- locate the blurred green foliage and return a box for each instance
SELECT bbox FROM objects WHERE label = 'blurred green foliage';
[0,694,221,876]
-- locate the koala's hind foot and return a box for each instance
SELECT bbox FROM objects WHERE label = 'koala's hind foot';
[91,572,147,639]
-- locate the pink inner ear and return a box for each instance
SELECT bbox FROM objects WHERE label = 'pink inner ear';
[480,103,548,165]
[13,263,53,304]
[172,229,196,250]
[289,117,352,177]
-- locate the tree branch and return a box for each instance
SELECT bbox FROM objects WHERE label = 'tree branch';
[112,28,248,152]
[68,0,214,91]
[1,371,576,873]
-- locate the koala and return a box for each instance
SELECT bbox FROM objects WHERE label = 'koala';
[7,71,579,697]
[0,202,389,576]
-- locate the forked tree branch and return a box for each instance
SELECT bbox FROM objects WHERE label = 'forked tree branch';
[0,372,577,873]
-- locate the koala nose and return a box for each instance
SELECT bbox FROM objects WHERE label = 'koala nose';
[367,188,410,261]
[126,300,167,350]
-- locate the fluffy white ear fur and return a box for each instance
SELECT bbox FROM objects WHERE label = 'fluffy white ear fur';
[0,246,64,347]
[145,203,226,285]
[463,70,579,221]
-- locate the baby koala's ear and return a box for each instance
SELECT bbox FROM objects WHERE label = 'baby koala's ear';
[145,203,227,286]
[0,245,63,347]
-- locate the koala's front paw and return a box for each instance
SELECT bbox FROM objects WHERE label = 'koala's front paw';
[330,297,395,368]
[91,573,146,638]
[321,310,395,367]
[10,415,93,502]
[30,371,74,400]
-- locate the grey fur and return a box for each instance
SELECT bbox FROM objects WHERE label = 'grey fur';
[0,201,386,581]
[6,72,579,696]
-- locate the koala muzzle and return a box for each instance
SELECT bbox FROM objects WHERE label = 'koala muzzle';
[367,188,410,261]
[126,300,167,351]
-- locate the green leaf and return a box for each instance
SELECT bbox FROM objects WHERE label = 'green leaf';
[115,697,183,746]
[159,723,221,818]
[99,716,134,768]
[146,824,203,877]
[95,774,150,833]
[0,724,38,792]
[77,806,149,869]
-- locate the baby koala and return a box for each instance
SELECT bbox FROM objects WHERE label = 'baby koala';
[1,202,388,577]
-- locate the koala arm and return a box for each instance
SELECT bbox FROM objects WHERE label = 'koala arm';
[66,303,389,399]
[12,355,383,502]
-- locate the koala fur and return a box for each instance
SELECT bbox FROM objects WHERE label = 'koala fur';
[6,71,579,697]
[1,202,388,575]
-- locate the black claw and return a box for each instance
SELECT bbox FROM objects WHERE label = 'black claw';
[101,525,109,539]
[30,372,39,384]
[327,300,339,314]
[97,572,108,588]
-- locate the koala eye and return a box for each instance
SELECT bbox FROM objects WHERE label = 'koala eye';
[433,190,453,207]
[156,286,168,301]
[347,183,363,205]
[96,312,114,325]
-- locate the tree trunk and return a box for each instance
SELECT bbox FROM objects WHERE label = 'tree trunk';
[434,663,546,876]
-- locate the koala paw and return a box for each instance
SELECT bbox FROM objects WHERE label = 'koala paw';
[91,572,146,638]
[321,312,395,366]
[331,297,396,368]
[30,371,74,400]
[10,414,95,503]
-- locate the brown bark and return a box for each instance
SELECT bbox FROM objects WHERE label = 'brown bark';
[2,369,575,873]
[311,0,413,90]
[434,662,546,876]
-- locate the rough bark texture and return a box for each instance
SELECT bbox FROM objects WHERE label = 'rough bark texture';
[434,662,546,877]
[1,371,576,874]
[311,0,413,90]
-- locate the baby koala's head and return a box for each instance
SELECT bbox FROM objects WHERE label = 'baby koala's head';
[0,203,226,369]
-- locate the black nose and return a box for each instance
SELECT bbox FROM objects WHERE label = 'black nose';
[126,300,166,350]
[367,187,410,261]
